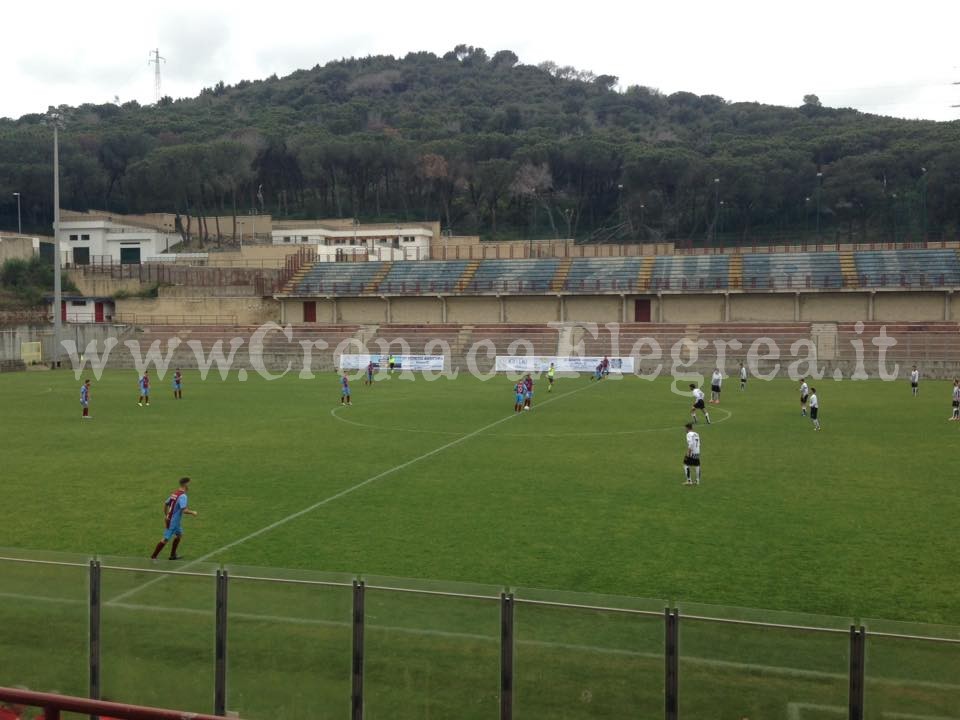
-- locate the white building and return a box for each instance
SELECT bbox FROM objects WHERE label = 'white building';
[56,212,181,265]
[271,222,434,261]
[46,295,116,323]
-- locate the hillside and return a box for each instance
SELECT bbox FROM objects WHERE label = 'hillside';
[2,46,959,244]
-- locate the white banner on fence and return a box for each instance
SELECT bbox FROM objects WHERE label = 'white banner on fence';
[339,354,446,371]
[494,356,635,373]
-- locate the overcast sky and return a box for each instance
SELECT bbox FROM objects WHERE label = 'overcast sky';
[3,0,958,122]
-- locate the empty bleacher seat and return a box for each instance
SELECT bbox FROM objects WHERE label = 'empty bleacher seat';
[742,253,841,290]
[564,258,643,292]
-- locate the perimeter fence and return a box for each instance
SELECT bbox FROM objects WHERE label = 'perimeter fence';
[1,549,958,719]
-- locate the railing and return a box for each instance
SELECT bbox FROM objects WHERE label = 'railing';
[109,313,239,325]
[1,549,958,720]
[69,261,282,292]
[0,687,225,720]
[286,273,960,297]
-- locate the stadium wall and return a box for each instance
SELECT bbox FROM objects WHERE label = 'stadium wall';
[282,289,957,325]
[114,297,280,324]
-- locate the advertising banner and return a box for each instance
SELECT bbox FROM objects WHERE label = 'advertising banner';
[494,356,635,373]
[339,354,446,371]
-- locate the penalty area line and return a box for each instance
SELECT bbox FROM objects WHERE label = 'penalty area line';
[105,381,595,606]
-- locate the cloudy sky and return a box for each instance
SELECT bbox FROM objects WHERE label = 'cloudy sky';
[3,0,958,121]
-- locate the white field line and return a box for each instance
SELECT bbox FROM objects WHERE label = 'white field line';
[3,589,959,694]
[105,382,596,606]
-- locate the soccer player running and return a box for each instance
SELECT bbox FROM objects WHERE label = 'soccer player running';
[710,368,722,404]
[809,387,821,430]
[150,477,198,561]
[172,368,183,400]
[799,377,810,417]
[340,373,352,406]
[601,355,610,378]
[547,362,556,392]
[683,422,701,485]
[365,361,375,386]
[909,365,919,397]
[739,362,747,391]
[80,379,92,419]
[523,374,534,410]
[689,383,711,424]
[951,379,960,421]
[138,370,150,407]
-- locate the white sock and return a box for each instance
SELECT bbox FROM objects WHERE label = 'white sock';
[696,467,701,482]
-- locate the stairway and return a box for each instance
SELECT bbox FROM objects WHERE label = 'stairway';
[364,262,393,294]
[729,255,743,290]
[839,251,858,288]
[550,258,573,292]
[637,256,655,289]
[456,260,481,292]
[280,262,314,295]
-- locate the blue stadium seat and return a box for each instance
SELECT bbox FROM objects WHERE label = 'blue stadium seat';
[469,259,561,293]
[742,253,841,289]
[378,261,469,294]
[651,256,730,290]
[853,250,960,288]
[564,258,643,292]
[295,262,384,295]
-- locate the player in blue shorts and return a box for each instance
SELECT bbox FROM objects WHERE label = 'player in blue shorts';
[172,368,183,400]
[340,373,352,406]
[150,477,198,561]
[138,370,150,406]
[523,374,534,410]
[514,381,525,413]
[365,361,375,386]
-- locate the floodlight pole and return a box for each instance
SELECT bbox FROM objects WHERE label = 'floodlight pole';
[52,117,63,368]
[13,192,21,234]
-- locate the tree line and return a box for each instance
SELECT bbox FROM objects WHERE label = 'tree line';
[1,46,959,246]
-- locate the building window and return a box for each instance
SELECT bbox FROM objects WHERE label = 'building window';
[69,234,78,241]
[283,236,291,243]
[71,300,86,307]
[301,236,308,242]
[81,234,90,241]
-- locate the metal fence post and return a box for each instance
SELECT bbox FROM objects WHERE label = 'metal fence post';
[214,570,228,716]
[665,608,679,720]
[88,559,101,715]
[352,580,365,720]
[848,625,865,720]
[500,592,514,720]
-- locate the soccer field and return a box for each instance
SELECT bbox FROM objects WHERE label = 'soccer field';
[2,368,958,620]
[2,367,959,717]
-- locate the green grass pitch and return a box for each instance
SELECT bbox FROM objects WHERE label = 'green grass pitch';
[1,368,959,718]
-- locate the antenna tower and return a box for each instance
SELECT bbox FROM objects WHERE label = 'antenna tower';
[149,48,166,103]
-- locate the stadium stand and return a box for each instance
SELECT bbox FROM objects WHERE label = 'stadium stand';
[741,252,842,289]
[462,258,561,293]
[853,249,960,288]
[651,256,730,290]
[295,262,384,294]
[377,261,470,294]
[563,257,643,292]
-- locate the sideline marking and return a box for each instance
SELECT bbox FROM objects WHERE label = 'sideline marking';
[105,382,595,605]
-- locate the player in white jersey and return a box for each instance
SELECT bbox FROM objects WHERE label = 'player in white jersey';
[688,383,711,424]
[710,368,722,404]
[683,422,701,485]
[951,379,960,421]
[799,378,810,417]
[809,388,821,430]
[739,362,747,391]
[909,366,919,397]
